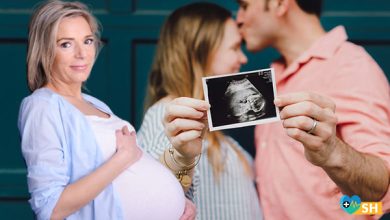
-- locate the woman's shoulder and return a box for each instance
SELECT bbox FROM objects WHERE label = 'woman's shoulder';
[25,87,56,100]
[18,88,64,130]
[141,102,166,129]
[144,97,173,118]
[138,97,173,134]
[158,96,174,103]
[225,136,241,146]
[148,102,165,113]
[20,87,62,109]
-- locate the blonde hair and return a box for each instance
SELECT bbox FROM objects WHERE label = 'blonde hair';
[27,0,102,92]
[146,2,251,180]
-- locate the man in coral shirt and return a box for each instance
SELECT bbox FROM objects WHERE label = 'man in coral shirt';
[236,0,390,219]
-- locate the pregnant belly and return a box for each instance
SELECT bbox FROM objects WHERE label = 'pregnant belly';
[113,152,185,220]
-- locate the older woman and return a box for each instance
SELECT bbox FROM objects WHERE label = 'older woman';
[18,1,190,219]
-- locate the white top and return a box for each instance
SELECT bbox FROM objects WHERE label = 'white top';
[86,114,185,220]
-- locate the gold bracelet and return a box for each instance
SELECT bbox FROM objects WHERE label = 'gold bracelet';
[163,149,192,189]
[168,147,201,170]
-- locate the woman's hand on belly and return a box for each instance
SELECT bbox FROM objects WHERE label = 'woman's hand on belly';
[115,126,142,168]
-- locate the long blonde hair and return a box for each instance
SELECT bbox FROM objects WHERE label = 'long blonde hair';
[146,2,251,180]
[27,0,102,92]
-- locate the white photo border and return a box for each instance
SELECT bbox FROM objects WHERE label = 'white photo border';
[202,68,280,131]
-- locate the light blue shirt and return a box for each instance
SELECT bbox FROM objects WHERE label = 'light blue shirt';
[18,88,123,220]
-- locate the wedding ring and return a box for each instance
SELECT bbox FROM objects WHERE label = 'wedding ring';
[307,119,317,134]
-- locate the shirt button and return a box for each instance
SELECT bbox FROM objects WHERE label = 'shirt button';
[261,142,267,149]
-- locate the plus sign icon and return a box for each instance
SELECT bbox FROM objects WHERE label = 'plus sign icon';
[343,201,350,208]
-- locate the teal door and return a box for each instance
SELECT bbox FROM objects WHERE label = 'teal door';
[0,1,389,218]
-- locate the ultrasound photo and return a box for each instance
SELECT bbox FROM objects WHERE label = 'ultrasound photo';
[202,68,280,131]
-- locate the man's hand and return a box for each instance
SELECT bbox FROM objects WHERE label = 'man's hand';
[275,92,339,166]
[275,92,389,201]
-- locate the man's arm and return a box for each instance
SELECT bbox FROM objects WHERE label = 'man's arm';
[275,92,389,201]
[323,137,388,201]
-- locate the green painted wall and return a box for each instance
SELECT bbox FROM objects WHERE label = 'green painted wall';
[0,0,389,218]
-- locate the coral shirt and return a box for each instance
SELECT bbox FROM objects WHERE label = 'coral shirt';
[255,26,390,220]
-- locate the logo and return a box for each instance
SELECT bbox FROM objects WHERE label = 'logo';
[340,195,361,214]
[340,195,382,215]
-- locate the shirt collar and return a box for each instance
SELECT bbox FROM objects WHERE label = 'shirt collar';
[309,25,348,59]
[273,26,348,81]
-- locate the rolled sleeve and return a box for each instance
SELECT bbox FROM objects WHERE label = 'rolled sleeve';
[18,96,69,220]
[28,165,69,220]
[330,50,390,215]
